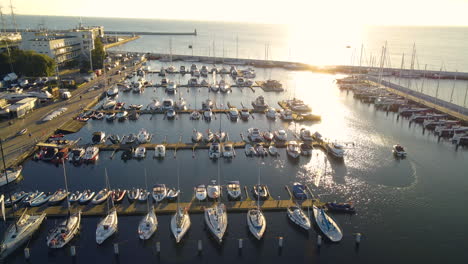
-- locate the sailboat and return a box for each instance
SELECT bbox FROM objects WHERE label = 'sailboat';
[138,170,158,240]
[204,161,228,243]
[313,205,343,242]
[247,166,266,240]
[170,154,191,243]
[0,141,46,258]
[96,169,118,244]
[46,160,81,249]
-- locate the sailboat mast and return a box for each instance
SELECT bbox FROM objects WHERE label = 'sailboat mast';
[144,169,149,212]
[0,138,17,230]
[62,159,71,218]
[257,165,260,210]
[105,168,112,213]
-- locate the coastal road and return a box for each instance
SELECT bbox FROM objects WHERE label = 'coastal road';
[0,60,144,168]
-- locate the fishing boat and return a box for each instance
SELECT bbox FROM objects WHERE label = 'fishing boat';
[0,210,46,258]
[222,143,234,158]
[127,188,140,202]
[70,148,85,163]
[228,107,239,121]
[48,189,69,205]
[112,189,127,203]
[29,192,53,207]
[326,142,345,158]
[92,189,110,204]
[154,145,166,158]
[195,184,207,201]
[292,182,307,200]
[265,107,277,120]
[300,128,313,141]
[204,203,228,243]
[244,144,257,156]
[166,188,180,201]
[313,205,343,242]
[137,129,151,144]
[83,146,99,162]
[79,190,95,204]
[152,184,167,203]
[252,96,268,110]
[392,144,407,157]
[117,111,128,121]
[46,161,81,249]
[209,143,221,159]
[300,143,313,156]
[325,202,356,214]
[92,131,106,144]
[138,206,157,240]
[69,191,83,203]
[0,166,22,187]
[268,146,278,156]
[287,206,311,230]
[133,146,146,159]
[192,129,203,142]
[247,128,263,142]
[207,180,220,199]
[286,141,301,158]
[253,184,269,200]
[226,181,241,200]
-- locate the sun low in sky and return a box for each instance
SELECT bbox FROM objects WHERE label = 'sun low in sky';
[10,0,468,26]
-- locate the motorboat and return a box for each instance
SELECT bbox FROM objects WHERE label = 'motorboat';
[274,130,288,141]
[236,77,245,86]
[93,112,105,120]
[192,68,201,77]
[159,67,166,76]
[138,206,158,240]
[166,109,177,119]
[127,188,140,202]
[287,141,301,158]
[242,68,256,79]
[219,67,229,74]
[92,131,106,144]
[46,210,81,248]
[96,208,118,244]
[247,128,263,142]
[192,129,203,142]
[69,191,83,203]
[161,78,168,86]
[203,109,213,121]
[325,202,356,214]
[166,81,177,94]
[292,182,307,200]
[175,98,187,110]
[0,166,22,187]
[228,107,239,121]
[300,128,313,141]
[244,144,257,156]
[167,188,180,201]
[107,86,119,97]
[209,143,221,159]
[287,206,311,230]
[190,110,201,120]
[105,113,116,121]
[79,190,95,204]
[286,98,312,112]
[252,96,268,110]
[247,209,266,240]
[0,211,46,258]
[226,181,241,200]
[190,64,198,73]
[48,189,68,205]
[188,78,198,86]
[137,129,151,144]
[83,146,99,162]
[138,189,150,202]
[51,148,69,164]
[22,191,43,205]
[262,131,274,142]
[392,144,407,157]
[115,102,125,110]
[207,180,220,199]
[230,66,238,77]
[300,143,313,156]
[202,99,214,110]
[117,111,128,121]
[253,184,269,200]
[166,65,176,73]
[171,207,191,243]
[195,185,207,201]
[205,129,215,143]
[326,142,345,158]
[200,79,209,86]
[108,134,121,145]
[29,192,53,207]
[210,83,219,92]
[92,189,110,204]
[154,145,166,158]
[204,203,228,243]
[102,98,117,110]
[133,146,147,158]
[313,205,343,242]
[180,65,186,74]
[162,99,174,111]
[214,131,226,142]
[222,143,234,158]
[112,189,127,203]
[201,65,209,77]
[128,104,143,110]
[255,144,268,157]
[268,146,278,156]
[152,184,167,202]
[125,133,137,144]
[219,80,231,93]
[240,109,250,120]
[5,191,27,206]
[280,109,294,121]
[147,99,161,111]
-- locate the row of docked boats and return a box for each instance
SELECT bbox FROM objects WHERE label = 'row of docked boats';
[157,64,256,79]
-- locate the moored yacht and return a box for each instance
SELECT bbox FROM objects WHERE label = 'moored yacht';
[133,146,146,159]
[392,144,407,157]
[226,181,241,200]
[154,145,166,158]
[138,206,158,240]
[204,203,228,243]
[195,184,207,201]
[313,205,343,242]
[287,206,311,230]
[0,166,22,187]
[96,208,118,244]
[286,141,301,158]
[247,128,263,142]
[207,180,220,199]
[171,207,191,243]
[46,211,81,248]
[83,146,99,162]
[192,129,203,142]
[152,184,167,202]
[209,143,221,159]
[326,142,345,159]
[300,128,313,141]
[137,129,151,144]
[228,107,239,121]
[247,209,266,240]
[252,95,268,110]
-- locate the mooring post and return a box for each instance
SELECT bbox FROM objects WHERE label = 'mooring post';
[156,241,161,255]
[317,235,322,247]
[24,248,30,260]
[114,243,119,255]
[70,245,76,257]
[198,240,203,255]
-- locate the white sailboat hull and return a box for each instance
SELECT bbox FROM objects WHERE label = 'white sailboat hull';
[204,204,227,243]
[171,210,191,243]
[47,211,81,248]
[96,209,118,244]
[247,209,266,240]
[138,209,158,240]
[313,206,343,242]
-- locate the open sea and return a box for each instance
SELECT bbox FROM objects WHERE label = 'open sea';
[0,15,468,264]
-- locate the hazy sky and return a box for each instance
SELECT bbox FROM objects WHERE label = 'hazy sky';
[6,0,468,26]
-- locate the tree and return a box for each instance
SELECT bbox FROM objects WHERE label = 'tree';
[92,37,106,70]
[0,49,56,77]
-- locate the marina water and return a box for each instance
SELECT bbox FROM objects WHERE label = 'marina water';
[1,15,468,263]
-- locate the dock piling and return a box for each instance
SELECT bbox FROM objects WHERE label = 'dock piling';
[317,235,322,247]
[238,238,243,254]
[24,247,30,260]
[156,241,161,255]
[70,245,76,257]
[114,243,119,255]
[198,240,203,255]
[355,233,362,245]
[278,236,284,248]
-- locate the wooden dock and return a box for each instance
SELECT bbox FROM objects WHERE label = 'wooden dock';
[58,120,88,133]
[4,198,325,219]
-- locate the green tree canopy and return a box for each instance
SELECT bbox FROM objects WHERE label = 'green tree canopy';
[0,49,56,77]
[92,37,106,70]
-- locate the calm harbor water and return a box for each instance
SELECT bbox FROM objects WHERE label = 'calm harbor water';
[1,15,468,263]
